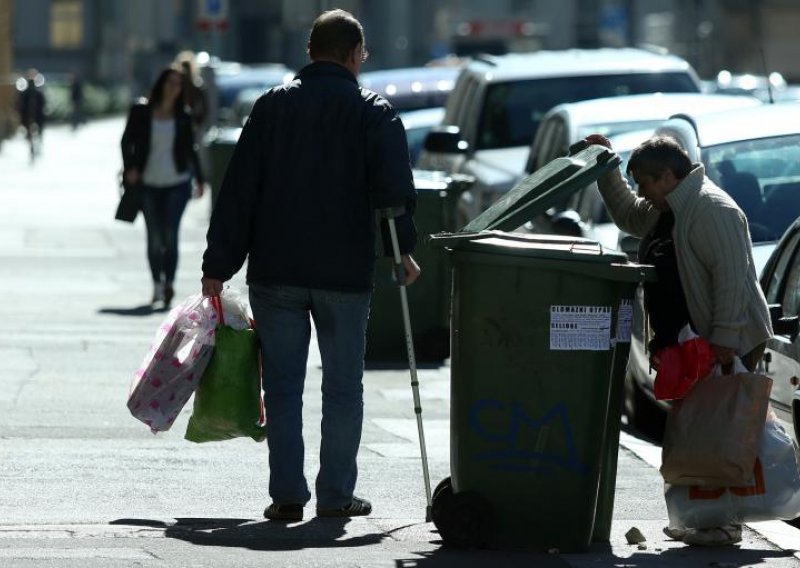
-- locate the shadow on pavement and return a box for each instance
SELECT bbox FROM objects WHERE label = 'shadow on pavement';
[391,542,799,567]
[111,517,386,551]
[98,304,167,317]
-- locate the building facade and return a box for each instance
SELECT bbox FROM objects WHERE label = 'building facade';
[8,0,800,91]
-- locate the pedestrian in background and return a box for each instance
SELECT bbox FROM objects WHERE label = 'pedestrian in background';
[585,133,772,547]
[69,71,85,130]
[16,68,46,161]
[174,51,208,132]
[201,9,419,521]
[121,66,205,308]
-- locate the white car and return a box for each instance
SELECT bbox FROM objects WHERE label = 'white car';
[524,92,761,174]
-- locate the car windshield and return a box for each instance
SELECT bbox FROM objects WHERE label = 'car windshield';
[477,72,699,150]
[702,134,800,242]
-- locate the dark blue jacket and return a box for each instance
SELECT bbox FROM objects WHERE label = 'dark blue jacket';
[202,61,417,292]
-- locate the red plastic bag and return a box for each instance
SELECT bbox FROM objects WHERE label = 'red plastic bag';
[653,326,715,401]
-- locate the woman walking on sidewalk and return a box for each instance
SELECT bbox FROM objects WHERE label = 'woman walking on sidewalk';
[121,66,205,307]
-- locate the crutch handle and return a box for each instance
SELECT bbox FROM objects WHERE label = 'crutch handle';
[378,206,406,219]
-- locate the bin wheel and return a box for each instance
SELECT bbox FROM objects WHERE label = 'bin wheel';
[433,476,452,501]
[431,477,452,528]
[435,490,492,549]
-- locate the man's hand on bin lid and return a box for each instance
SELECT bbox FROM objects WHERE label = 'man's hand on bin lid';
[402,255,421,286]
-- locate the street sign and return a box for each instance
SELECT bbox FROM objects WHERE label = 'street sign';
[197,0,229,31]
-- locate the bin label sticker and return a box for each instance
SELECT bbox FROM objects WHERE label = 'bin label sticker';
[614,299,634,344]
[549,305,611,351]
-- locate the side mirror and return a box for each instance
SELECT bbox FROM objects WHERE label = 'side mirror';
[423,126,469,154]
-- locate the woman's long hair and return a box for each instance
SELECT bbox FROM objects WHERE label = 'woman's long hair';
[147,66,183,113]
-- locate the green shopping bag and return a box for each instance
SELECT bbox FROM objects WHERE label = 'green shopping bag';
[185,297,265,443]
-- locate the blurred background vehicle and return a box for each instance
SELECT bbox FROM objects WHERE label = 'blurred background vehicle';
[210,62,294,125]
[400,106,446,166]
[358,65,461,112]
[416,48,702,226]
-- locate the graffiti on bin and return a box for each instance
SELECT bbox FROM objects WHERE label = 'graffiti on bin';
[467,399,588,476]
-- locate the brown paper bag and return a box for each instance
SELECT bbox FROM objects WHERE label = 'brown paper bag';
[661,363,772,487]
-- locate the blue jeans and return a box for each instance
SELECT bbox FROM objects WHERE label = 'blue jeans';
[140,181,191,284]
[249,284,371,508]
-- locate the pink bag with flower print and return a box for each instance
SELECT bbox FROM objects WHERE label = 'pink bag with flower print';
[128,293,218,433]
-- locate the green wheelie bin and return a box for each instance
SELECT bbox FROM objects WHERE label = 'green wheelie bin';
[429,143,654,552]
[365,170,473,363]
[203,125,242,211]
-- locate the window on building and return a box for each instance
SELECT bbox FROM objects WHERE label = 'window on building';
[50,0,83,49]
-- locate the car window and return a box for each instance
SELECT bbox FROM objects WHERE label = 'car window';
[476,72,699,150]
[702,134,800,242]
[765,230,800,306]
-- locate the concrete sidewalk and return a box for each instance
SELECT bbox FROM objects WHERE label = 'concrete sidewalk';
[0,119,798,567]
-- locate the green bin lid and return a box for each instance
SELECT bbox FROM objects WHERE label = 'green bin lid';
[461,142,620,233]
[447,232,653,282]
[454,232,628,263]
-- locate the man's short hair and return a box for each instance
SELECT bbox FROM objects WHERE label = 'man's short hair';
[308,9,364,63]
[626,135,693,180]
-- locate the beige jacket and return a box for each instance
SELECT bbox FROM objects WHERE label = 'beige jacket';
[597,164,772,354]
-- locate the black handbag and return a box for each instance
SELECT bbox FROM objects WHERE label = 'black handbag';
[115,179,142,223]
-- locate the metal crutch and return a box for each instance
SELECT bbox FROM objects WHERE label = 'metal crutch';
[381,207,433,522]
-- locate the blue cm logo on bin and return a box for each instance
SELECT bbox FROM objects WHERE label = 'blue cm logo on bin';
[467,399,588,476]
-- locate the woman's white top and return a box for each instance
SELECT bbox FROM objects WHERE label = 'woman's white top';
[142,118,191,187]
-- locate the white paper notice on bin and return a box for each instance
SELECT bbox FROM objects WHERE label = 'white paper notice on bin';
[550,305,611,351]
[614,299,634,344]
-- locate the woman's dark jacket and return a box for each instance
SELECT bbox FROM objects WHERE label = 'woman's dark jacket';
[202,61,417,293]
[120,101,204,185]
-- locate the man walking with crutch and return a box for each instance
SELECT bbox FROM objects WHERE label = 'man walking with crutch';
[201,9,419,522]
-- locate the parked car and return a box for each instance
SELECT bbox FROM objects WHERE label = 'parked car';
[622,102,800,440]
[759,218,800,442]
[523,93,762,248]
[213,63,294,124]
[524,93,761,174]
[416,48,702,225]
[358,65,460,112]
[400,106,446,165]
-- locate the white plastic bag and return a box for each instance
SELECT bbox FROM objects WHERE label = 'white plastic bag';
[666,414,800,528]
[128,293,218,433]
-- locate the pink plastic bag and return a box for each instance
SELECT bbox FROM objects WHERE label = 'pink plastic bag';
[128,294,218,433]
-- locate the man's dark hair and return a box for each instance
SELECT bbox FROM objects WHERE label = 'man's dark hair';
[626,135,693,180]
[308,9,364,63]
